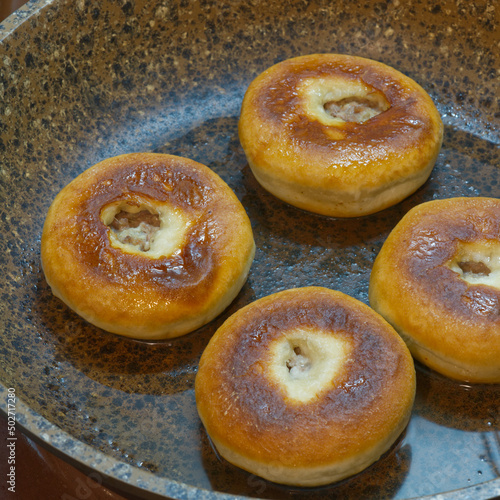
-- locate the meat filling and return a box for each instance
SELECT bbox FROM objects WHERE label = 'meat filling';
[286,346,312,378]
[324,97,387,123]
[458,260,491,277]
[109,210,161,252]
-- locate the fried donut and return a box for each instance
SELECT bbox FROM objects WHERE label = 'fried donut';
[369,197,500,383]
[238,53,443,217]
[41,153,255,340]
[195,287,416,486]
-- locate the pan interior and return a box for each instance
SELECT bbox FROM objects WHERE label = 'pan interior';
[0,0,499,499]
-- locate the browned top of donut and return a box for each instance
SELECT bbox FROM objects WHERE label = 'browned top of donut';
[41,153,254,334]
[66,157,215,289]
[259,61,426,145]
[239,54,443,189]
[370,197,500,362]
[196,287,415,466]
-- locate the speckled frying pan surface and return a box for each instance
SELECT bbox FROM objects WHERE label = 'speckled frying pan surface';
[0,0,499,498]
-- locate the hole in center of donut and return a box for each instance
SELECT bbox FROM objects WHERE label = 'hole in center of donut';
[447,242,500,289]
[324,96,388,123]
[285,346,312,378]
[101,200,191,258]
[269,329,352,403]
[109,208,161,252]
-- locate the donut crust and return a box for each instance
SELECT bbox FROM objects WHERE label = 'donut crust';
[41,153,255,340]
[195,287,416,486]
[239,53,443,217]
[369,197,500,383]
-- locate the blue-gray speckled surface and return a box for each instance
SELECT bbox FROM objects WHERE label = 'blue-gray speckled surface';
[0,0,499,499]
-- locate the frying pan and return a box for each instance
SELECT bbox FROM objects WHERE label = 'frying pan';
[0,0,499,498]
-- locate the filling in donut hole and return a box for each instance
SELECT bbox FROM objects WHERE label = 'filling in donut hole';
[323,96,389,123]
[100,200,190,258]
[285,346,312,378]
[110,209,161,252]
[269,329,352,403]
[300,76,391,126]
[447,241,500,288]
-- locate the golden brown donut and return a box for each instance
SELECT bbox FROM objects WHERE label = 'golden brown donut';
[195,287,416,486]
[369,197,500,383]
[238,53,443,217]
[41,153,255,340]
